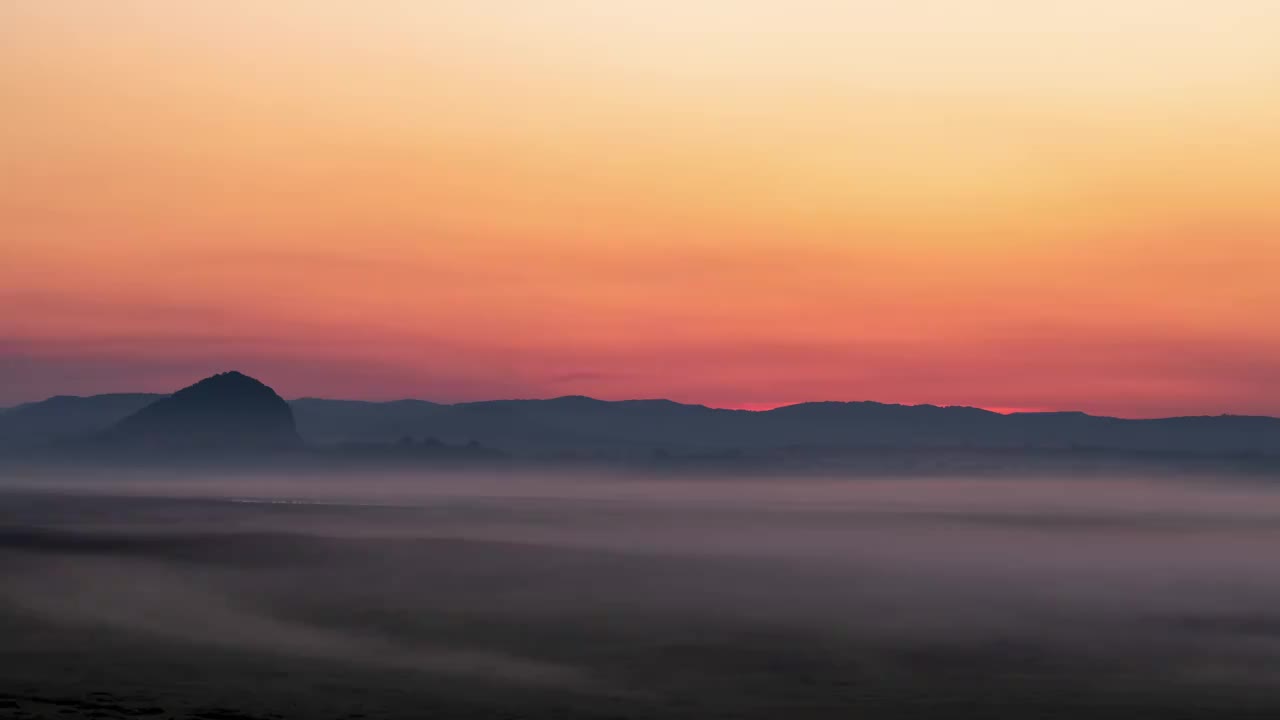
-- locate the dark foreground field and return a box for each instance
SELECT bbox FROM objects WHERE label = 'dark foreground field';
[4,471,1280,719]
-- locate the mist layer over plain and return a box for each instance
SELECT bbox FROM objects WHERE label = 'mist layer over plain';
[4,469,1280,719]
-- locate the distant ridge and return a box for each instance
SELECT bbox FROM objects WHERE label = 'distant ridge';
[107,371,301,451]
[0,393,165,447]
[288,396,1280,457]
[3,379,1278,457]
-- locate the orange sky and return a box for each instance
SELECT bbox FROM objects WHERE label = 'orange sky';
[3,1,1279,415]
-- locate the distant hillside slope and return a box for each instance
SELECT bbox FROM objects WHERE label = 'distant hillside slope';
[289,398,446,444]
[0,393,165,447]
[289,396,1280,456]
[5,384,1278,456]
[107,372,301,450]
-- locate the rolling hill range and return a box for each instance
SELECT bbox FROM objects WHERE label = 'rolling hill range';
[3,373,1279,456]
[0,393,165,447]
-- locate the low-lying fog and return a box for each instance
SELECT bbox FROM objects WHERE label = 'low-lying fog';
[3,469,1280,718]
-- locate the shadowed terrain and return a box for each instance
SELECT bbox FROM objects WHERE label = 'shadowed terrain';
[4,372,1279,457]
[105,372,301,451]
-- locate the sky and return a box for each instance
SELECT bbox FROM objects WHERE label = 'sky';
[2,1,1279,416]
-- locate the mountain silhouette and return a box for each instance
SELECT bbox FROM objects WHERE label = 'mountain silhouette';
[0,393,164,448]
[4,379,1279,458]
[288,396,1280,457]
[107,371,301,451]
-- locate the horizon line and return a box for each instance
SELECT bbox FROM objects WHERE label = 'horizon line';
[287,394,1271,421]
[10,387,1274,423]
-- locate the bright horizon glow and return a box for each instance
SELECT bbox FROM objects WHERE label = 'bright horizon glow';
[3,1,1279,417]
